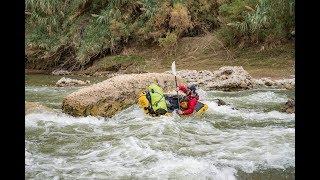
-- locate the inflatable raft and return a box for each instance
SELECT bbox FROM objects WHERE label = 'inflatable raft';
[138,83,208,117]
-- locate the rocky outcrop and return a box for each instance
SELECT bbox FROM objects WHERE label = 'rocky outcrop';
[61,66,294,118]
[56,77,90,87]
[92,71,121,78]
[252,77,295,90]
[62,73,183,117]
[25,101,52,114]
[206,66,253,91]
[52,69,70,75]
[275,79,295,90]
[167,66,253,91]
[164,66,294,91]
[281,99,295,114]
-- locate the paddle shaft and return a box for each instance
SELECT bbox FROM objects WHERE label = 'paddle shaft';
[175,75,180,110]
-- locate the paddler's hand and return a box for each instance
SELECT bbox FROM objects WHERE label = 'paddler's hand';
[177,110,183,114]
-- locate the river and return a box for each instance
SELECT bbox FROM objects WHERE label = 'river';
[25,74,295,179]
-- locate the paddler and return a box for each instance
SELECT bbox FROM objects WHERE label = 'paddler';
[176,84,199,115]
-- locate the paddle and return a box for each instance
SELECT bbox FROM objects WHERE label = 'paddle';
[171,61,180,110]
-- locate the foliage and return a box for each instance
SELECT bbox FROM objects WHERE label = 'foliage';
[25,0,294,70]
[169,3,192,36]
[217,0,295,46]
[158,32,178,48]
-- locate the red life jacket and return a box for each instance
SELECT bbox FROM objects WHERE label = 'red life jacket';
[181,96,198,115]
[178,84,199,115]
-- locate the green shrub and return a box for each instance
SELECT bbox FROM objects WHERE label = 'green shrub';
[218,0,294,46]
[216,26,238,47]
[158,32,178,48]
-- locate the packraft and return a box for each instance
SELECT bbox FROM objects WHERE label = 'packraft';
[138,85,208,117]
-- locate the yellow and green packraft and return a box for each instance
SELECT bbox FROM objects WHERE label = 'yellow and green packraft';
[138,84,209,117]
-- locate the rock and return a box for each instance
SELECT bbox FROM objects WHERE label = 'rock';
[199,70,214,77]
[216,99,226,106]
[284,83,294,90]
[240,80,248,88]
[251,78,295,89]
[281,99,295,114]
[261,78,274,86]
[25,101,52,114]
[56,77,90,87]
[167,66,294,91]
[208,66,253,91]
[221,69,233,75]
[62,73,184,117]
[220,75,228,80]
[274,78,295,90]
[52,69,70,75]
[167,66,253,91]
[92,71,120,78]
[252,78,265,87]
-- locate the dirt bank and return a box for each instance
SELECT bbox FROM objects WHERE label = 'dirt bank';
[26,35,294,79]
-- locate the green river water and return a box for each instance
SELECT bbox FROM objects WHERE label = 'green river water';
[25,75,295,179]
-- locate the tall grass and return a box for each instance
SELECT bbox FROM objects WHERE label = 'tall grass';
[217,0,294,46]
[25,0,294,70]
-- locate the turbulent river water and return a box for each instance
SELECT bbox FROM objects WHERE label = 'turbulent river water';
[25,75,295,179]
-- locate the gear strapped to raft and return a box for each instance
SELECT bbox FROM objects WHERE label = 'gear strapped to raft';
[138,83,168,116]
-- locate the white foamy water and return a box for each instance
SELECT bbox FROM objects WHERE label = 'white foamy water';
[232,91,288,104]
[25,112,106,128]
[25,85,80,93]
[206,101,295,121]
[25,84,295,179]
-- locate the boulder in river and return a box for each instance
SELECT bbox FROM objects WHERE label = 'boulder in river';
[205,66,253,91]
[166,66,253,91]
[281,99,295,114]
[216,99,227,106]
[56,77,90,87]
[62,73,183,117]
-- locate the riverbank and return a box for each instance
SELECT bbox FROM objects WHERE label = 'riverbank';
[26,35,294,79]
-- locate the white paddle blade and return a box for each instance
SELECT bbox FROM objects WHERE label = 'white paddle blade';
[171,61,176,76]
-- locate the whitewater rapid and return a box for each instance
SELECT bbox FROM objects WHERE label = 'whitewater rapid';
[25,85,295,179]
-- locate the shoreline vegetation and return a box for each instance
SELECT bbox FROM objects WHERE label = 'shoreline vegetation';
[25,0,294,79]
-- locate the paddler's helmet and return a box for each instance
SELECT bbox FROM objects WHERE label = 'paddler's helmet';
[180,101,188,109]
[188,84,197,92]
[179,83,187,90]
